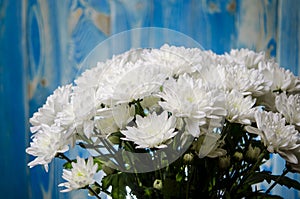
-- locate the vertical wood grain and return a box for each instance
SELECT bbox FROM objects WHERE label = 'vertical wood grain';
[0,0,29,198]
[278,0,300,75]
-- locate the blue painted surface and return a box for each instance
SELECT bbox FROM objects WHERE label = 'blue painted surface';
[1,0,299,198]
[0,0,29,198]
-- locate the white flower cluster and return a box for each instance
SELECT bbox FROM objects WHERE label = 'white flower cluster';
[26,44,300,192]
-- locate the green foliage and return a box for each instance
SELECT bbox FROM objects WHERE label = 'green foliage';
[85,122,300,198]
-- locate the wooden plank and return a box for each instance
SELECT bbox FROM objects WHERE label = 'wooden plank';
[278,0,300,75]
[235,0,279,57]
[0,0,29,198]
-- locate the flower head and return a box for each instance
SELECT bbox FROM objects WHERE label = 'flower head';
[121,111,178,148]
[245,111,300,164]
[275,92,300,126]
[158,74,226,137]
[223,64,270,96]
[29,84,73,133]
[259,61,300,93]
[223,48,267,69]
[59,156,98,192]
[26,125,69,172]
[225,89,256,124]
[142,44,201,75]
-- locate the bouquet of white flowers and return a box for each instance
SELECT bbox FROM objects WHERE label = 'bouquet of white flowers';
[26,44,300,198]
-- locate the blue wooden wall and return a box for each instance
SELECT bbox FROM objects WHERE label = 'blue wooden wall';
[1,0,299,198]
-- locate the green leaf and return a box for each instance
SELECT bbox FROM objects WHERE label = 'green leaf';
[245,171,300,190]
[246,192,283,199]
[275,175,300,190]
[244,170,272,185]
[176,172,183,182]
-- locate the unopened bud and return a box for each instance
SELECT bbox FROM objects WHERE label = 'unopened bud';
[153,179,163,190]
[183,153,194,163]
[108,134,121,145]
[246,144,261,161]
[233,151,243,161]
[219,156,230,170]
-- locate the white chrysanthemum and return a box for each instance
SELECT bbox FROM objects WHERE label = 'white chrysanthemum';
[26,125,69,172]
[259,61,300,93]
[71,88,97,138]
[158,74,226,137]
[193,64,225,90]
[55,103,75,128]
[223,48,267,69]
[72,49,148,127]
[276,93,300,126]
[30,84,73,133]
[59,156,98,192]
[142,44,202,76]
[225,90,256,124]
[223,64,270,96]
[245,111,300,164]
[111,62,168,104]
[192,49,222,72]
[94,104,135,137]
[121,111,178,148]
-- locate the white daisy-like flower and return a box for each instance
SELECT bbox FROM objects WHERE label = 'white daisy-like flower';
[111,62,168,104]
[275,93,300,126]
[26,125,69,172]
[223,48,267,69]
[245,111,300,164]
[223,64,270,96]
[142,44,202,76]
[30,84,73,133]
[71,88,97,137]
[192,50,222,72]
[193,64,226,90]
[55,102,75,128]
[121,111,178,149]
[95,104,135,136]
[158,74,226,137]
[58,156,98,192]
[259,61,300,93]
[225,89,256,124]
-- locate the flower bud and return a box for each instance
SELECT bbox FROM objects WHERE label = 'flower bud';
[153,179,163,190]
[233,151,243,161]
[246,144,261,161]
[108,134,121,145]
[219,156,230,170]
[183,153,194,163]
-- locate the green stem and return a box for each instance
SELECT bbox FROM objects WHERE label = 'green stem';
[186,165,191,199]
[87,186,102,199]
[56,153,72,163]
[266,168,289,194]
[232,149,267,194]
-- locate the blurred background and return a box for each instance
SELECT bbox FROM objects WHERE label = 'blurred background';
[0,0,299,198]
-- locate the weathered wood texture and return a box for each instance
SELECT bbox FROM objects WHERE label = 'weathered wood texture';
[0,0,299,198]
